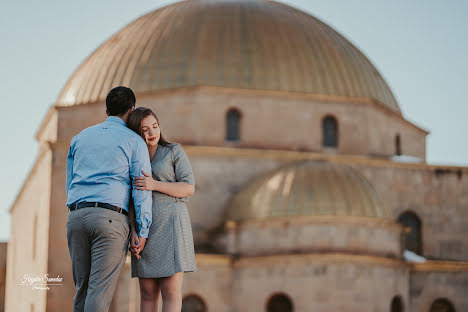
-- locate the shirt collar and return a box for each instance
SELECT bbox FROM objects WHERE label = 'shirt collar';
[105,116,127,126]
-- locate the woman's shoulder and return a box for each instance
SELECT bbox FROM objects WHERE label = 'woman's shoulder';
[164,143,189,160]
[164,142,182,150]
[159,142,180,157]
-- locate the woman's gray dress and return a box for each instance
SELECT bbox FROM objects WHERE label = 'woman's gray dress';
[131,143,196,278]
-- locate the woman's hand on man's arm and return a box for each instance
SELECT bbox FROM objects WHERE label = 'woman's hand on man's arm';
[133,170,195,197]
[133,170,158,191]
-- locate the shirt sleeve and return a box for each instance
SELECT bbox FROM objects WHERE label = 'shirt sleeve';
[130,138,153,238]
[66,137,76,198]
[173,144,195,185]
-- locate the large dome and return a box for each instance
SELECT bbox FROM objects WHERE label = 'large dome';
[226,160,391,221]
[57,0,400,113]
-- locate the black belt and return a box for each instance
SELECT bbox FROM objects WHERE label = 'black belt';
[68,202,128,216]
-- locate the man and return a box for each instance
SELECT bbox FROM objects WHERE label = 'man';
[66,86,152,312]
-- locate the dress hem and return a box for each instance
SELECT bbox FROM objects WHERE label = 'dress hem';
[131,269,195,279]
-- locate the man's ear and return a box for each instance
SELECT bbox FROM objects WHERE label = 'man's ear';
[105,109,109,116]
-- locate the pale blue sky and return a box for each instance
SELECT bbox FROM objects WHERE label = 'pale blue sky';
[1,0,467,241]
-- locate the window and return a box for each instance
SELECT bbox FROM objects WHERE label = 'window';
[390,295,404,312]
[430,298,456,312]
[226,108,241,142]
[395,134,401,156]
[322,115,338,148]
[266,293,293,312]
[397,211,422,255]
[182,295,207,312]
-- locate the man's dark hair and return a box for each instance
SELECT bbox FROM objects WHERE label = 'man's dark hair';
[106,86,136,116]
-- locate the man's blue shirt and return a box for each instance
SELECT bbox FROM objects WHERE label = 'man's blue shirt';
[66,116,152,238]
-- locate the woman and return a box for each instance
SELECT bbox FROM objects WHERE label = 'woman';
[127,107,196,312]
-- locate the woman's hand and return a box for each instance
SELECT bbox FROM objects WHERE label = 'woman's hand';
[130,230,148,259]
[130,230,142,259]
[134,170,157,191]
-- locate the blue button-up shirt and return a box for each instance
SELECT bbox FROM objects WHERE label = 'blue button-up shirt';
[66,116,152,238]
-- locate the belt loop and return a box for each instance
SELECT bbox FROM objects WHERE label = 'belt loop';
[94,202,98,208]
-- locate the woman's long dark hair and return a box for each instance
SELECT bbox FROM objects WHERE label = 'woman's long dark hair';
[127,107,171,146]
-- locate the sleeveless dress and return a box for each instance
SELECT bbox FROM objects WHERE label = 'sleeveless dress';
[131,143,196,278]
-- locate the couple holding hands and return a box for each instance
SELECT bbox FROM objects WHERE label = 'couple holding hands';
[66,86,196,312]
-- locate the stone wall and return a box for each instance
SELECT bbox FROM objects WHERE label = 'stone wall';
[5,147,52,312]
[45,143,76,312]
[221,216,402,259]
[178,147,468,262]
[135,87,426,159]
[410,266,468,311]
[182,254,233,312]
[110,254,233,312]
[354,163,468,261]
[186,152,288,244]
[54,87,426,160]
[232,254,409,312]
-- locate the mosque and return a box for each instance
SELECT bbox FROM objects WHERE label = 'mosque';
[2,0,468,311]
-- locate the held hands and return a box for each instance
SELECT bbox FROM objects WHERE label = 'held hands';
[134,170,157,191]
[130,229,147,259]
[131,170,152,258]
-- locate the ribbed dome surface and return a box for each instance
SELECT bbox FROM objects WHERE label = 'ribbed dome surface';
[57,0,400,113]
[226,160,390,221]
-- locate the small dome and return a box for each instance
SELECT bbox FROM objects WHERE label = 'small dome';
[226,160,390,221]
[57,0,400,113]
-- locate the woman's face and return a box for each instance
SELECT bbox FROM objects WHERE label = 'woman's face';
[140,115,160,147]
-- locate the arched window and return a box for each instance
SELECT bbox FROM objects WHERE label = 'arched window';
[395,134,402,156]
[266,293,293,312]
[390,295,404,312]
[430,298,456,312]
[397,211,422,255]
[322,115,338,148]
[226,108,241,142]
[182,294,207,312]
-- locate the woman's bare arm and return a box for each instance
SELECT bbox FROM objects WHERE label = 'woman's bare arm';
[152,180,194,198]
[133,171,195,198]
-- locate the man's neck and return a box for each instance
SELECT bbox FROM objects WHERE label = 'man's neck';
[118,115,128,124]
[108,115,128,124]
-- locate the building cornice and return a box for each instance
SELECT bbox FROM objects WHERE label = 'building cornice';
[233,253,408,268]
[125,253,233,266]
[128,252,468,272]
[183,145,468,171]
[195,254,233,266]
[411,260,468,272]
[228,215,402,233]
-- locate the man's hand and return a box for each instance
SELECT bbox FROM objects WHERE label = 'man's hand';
[137,236,146,255]
[129,230,147,259]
